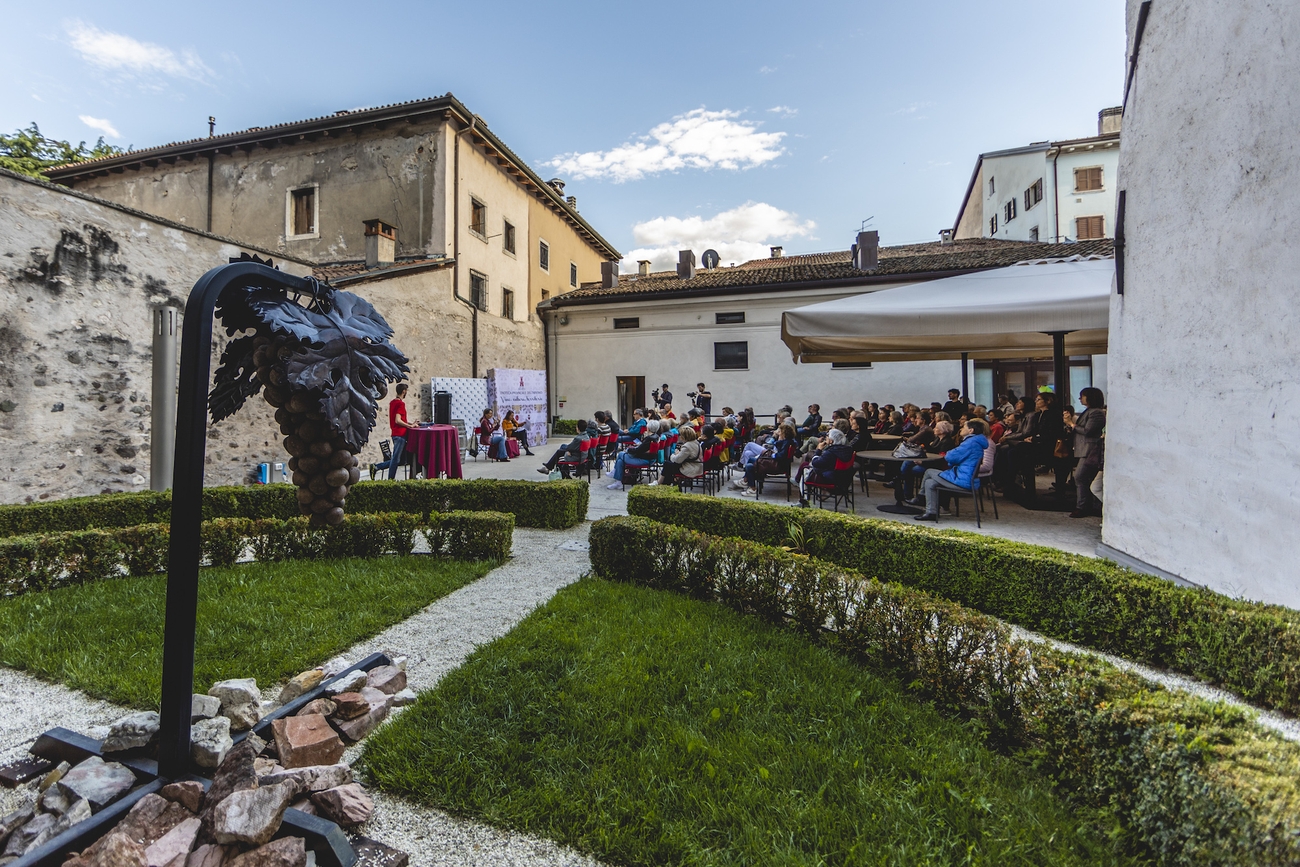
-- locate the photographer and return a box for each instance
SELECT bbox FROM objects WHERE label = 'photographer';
[689,382,712,416]
[653,383,673,410]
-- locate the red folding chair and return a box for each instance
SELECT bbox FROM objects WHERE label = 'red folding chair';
[557,437,594,480]
[804,456,857,512]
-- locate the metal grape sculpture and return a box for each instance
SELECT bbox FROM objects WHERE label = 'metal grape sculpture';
[208,256,409,526]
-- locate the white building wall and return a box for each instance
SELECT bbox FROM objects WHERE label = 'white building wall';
[550,288,964,419]
[982,149,1052,242]
[1055,146,1121,242]
[1103,0,1300,607]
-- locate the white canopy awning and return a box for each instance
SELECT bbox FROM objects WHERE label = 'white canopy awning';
[781,257,1114,363]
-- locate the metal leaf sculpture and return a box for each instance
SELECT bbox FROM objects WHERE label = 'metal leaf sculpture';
[209,264,409,526]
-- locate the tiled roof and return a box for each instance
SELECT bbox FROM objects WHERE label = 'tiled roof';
[314,257,453,286]
[555,238,1113,306]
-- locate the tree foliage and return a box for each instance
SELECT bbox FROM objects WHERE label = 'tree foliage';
[0,123,124,179]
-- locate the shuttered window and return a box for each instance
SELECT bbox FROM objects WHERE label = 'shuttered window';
[470,271,488,311]
[539,240,550,272]
[1004,199,1016,222]
[989,215,998,235]
[1076,216,1105,240]
[1024,178,1044,210]
[469,198,487,236]
[1075,167,1103,192]
[502,288,514,320]
[291,188,315,236]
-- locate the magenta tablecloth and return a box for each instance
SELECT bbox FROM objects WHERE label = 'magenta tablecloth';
[404,425,462,479]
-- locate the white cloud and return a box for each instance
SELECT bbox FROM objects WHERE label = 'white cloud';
[66,21,212,81]
[78,115,120,138]
[621,202,815,273]
[759,65,777,74]
[767,105,798,117]
[548,108,785,182]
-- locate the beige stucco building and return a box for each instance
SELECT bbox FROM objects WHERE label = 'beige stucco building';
[45,94,620,384]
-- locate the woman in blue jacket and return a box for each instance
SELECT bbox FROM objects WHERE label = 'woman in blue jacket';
[914,419,990,522]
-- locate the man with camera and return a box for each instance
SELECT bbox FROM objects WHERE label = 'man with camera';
[689,382,712,416]
[652,383,673,410]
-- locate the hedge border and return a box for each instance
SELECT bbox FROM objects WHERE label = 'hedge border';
[1,510,513,597]
[626,486,1300,717]
[590,515,1300,867]
[0,478,586,537]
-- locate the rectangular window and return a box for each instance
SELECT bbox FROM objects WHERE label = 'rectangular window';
[469,198,487,237]
[1024,178,1044,210]
[501,288,514,320]
[714,341,749,370]
[502,220,516,254]
[1004,199,1016,222]
[538,239,550,271]
[290,187,315,236]
[988,176,995,195]
[1076,216,1105,240]
[715,312,745,324]
[989,214,998,235]
[1029,225,1040,241]
[831,361,873,369]
[613,317,640,330]
[1075,166,1103,192]
[469,271,488,311]
[570,262,578,287]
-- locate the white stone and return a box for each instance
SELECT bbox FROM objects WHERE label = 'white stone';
[102,711,160,753]
[323,671,367,696]
[209,679,261,732]
[191,694,221,722]
[190,716,234,769]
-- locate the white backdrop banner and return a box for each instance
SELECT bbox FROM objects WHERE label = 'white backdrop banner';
[486,368,548,447]
[431,377,489,434]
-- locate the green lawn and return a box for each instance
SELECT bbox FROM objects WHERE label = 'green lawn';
[0,556,492,708]
[364,577,1134,866]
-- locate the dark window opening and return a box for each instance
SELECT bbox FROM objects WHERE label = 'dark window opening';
[570,262,578,287]
[502,288,514,319]
[539,240,550,271]
[831,361,873,369]
[503,220,516,254]
[715,312,745,324]
[1024,178,1044,210]
[470,271,488,311]
[470,198,487,236]
[291,187,315,235]
[714,341,749,370]
[1004,199,1017,222]
[613,317,640,329]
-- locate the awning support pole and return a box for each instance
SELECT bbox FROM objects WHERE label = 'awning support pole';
[1051,332,1068,401]
[960,352,969,402]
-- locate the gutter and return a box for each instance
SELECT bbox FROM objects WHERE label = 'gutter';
[1052,147,1061,242]
[328,258,454,288]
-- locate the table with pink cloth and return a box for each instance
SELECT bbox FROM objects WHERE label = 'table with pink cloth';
[403,425,462,479]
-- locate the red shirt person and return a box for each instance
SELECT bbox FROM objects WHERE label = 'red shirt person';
[371,383,415,479]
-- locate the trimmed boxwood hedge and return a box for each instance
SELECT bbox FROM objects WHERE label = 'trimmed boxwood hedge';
[590,515,1300,867]
[627,486,1300,717]
[0,478,586,537]
[551,419,580,435]
[1,510,513,597]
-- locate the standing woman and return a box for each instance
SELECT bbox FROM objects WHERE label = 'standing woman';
[1068,387,1106,517]
[501,410,535,456]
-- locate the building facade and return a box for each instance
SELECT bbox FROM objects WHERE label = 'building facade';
[44,95,619,380]
[1102,0,1300,608]
[542,237,1111,426]
[953,109,1122,244]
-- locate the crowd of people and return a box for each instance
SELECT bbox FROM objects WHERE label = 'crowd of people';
[541,381,1105,520]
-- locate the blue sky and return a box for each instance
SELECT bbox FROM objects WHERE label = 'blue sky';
[2,0,1126,269]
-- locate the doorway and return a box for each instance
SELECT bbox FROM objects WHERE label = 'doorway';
[975,358,1092,408]
[616,376,645,428]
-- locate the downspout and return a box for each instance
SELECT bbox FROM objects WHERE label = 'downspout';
[1051,147,1061,242]
[205,154,214,233]
[449,115,479,377]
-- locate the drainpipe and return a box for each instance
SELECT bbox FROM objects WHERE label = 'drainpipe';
[205,154,215,233]
[1051,147,1061,242]
[449,116,479,377]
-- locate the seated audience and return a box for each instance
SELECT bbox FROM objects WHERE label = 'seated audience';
[799,428,854,507]
[913,419,991,521]
[739,423,797,496]
[607,421,658,488]
[538,420,590,477]
[661,425,703,485]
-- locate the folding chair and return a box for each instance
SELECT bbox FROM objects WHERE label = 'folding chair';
[804,457,856,512]
[557,438,595,481]
[755,458,794,501]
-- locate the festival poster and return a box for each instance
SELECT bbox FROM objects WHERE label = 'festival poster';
[486,368,548,447]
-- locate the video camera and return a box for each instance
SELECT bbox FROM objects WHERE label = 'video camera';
[687,391,698,398]
[651,387,661,401]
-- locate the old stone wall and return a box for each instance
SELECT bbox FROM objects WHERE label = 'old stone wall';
[0,170,312,504]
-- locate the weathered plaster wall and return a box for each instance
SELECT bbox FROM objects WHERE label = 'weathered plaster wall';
[1104,0,1300,606]
[455,133,530,322]
[529,196,607,309]
[67,120,448,263]
[0,171,311,504]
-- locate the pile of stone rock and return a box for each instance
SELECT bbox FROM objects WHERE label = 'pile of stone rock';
[0,660,414,866]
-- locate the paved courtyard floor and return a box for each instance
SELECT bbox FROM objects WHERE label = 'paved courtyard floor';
[455,445,1105,557]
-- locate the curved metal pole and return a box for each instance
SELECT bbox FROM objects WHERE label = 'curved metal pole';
[159,261,315,778]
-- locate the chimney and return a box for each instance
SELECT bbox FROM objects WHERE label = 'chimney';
[770,246,784,258]
[364,219,396,268]
[548,177,566,195]
[677,250,696,279]
[637,260,651,277]
[566,195,578,211]
[1099,106,1123,136]
[852,230,879,271]
[601,261,619,289]
[939,229,954,246]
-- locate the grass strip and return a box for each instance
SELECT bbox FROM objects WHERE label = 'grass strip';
[364,577,1134,866]
[0,555,492,708]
